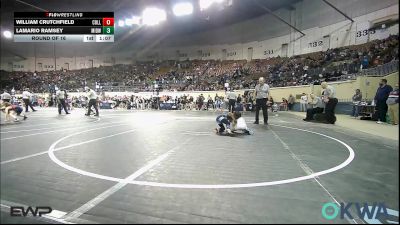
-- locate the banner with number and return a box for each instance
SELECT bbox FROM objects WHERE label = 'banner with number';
[355,22,371,44]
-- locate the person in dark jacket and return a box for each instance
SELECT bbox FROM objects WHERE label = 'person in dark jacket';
[374,79,393,124]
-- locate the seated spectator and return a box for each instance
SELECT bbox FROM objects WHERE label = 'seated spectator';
[280,98,288,111]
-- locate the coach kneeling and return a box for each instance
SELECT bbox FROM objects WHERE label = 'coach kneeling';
[303,94,324,121]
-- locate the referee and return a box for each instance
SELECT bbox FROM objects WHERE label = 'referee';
[22,88,37,112]
[85,87,99,116]
[56,88,70,115]
[321,82,337,124]
[253,77,270,125]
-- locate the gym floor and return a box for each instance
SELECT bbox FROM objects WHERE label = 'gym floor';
[0,108,398,224]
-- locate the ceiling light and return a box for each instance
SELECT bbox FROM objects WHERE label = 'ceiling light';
[126,16,141,26]
[173,2,194,16]
[142,8,166,26]
[3,30,12,39]
[200,0,224,10]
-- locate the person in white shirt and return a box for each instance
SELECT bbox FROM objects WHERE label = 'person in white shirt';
[303,94,325,121]
[321,82,338,124]
[300,93,308,112]
[56,88,70,115]
[253,77,270,125]
[85,87,99,116]
[22,88,37,112]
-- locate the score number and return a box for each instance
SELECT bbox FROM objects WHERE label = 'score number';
[102,18,114,26]
[102,18,114,34]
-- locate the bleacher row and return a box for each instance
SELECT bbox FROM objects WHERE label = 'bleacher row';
[0,34,398,93]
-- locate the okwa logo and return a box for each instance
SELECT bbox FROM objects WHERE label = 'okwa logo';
[321,202,398,223]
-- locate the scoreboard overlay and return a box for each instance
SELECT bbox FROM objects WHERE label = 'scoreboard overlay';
[14,12,114,42]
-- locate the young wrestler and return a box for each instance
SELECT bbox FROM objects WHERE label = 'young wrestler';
[215,112,236,134]
[215,112,253,135]
[232,111,253,135]
[1,102,28,122]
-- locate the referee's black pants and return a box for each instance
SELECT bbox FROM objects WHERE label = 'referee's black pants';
[87,99,99,116]
[23,99,35,112]
[58,99,69,114]
[325,98,338,124]
[255,98,268,124]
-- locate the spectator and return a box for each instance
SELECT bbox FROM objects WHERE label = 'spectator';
[206,95,214,110]
[374,79,393,124]
[288,94,295,111]
[198,94,205,110]
[351,89,362,118]
[267,96,274,108]
[300,93,308,112]
[386,83,398,125]
[361,56,369,69]
[2,35,398,93]
[280,98,288,111]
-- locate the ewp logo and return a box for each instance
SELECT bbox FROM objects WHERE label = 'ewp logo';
[321,202,399,224]
[10,206,52,217]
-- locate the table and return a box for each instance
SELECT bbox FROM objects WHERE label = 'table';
[357,105,376,118]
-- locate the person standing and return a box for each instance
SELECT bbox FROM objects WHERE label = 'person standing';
[237,94,242,104]
[281,98,288,111]
[386,83,398,125]
[56,88,70,115]
[253,77,270,125]
[206,96,214,110]
[300,93,308,112]
[198,94,205,110]
[22,88,37,112]
[226,88,237,113]
[237,94,243,111]
[321,82,337,124]
[288,94,295,111]
[351,89,362,118]
[374,79,393,124]
[85,87,99,116]
[1,90,11,103]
